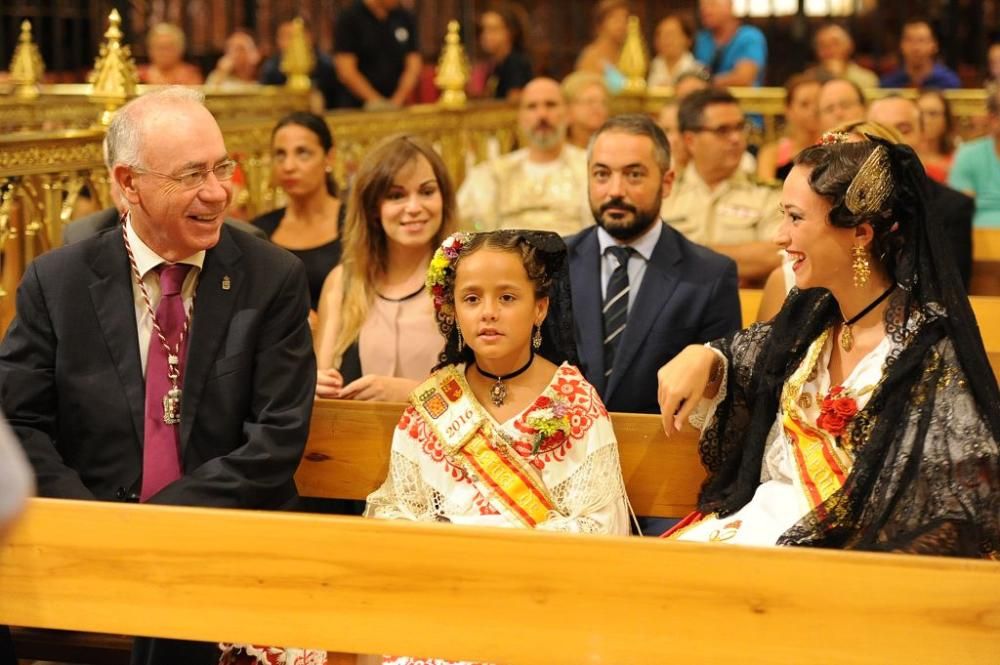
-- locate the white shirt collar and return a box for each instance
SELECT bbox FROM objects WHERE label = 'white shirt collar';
[125,213,206,279]
[596,219,662,262]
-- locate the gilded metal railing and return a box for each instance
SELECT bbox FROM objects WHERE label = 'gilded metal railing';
[0,84,313,133]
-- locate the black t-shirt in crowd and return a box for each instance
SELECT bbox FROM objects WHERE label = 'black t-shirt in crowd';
[488,51,533,99]
[333,0,418,107]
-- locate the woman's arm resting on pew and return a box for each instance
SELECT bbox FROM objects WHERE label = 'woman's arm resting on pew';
[657,345,725,437]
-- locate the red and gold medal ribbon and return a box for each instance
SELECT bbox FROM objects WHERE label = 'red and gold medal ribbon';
[411,367,556,527]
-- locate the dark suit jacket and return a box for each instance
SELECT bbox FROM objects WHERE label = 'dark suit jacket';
[0,225,316,508]
[567,223,742,414]
[926,179,973,290]
[62,207,267,245]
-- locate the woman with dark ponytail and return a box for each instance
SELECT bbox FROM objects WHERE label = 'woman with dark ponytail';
[657,133,999,558]
[252,111,344,316]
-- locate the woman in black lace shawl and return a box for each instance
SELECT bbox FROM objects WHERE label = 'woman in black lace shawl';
[657,135,999,558]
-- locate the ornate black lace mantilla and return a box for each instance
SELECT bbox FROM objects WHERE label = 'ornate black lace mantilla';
[698,288,999,558]
[695,139,1000,558]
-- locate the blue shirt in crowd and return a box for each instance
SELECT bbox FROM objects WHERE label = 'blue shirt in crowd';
[693,25,767,87]
[948,136,1000,228]
[880,63,961,89]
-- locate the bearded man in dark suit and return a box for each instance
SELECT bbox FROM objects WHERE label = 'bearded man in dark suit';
[566,114,741,416]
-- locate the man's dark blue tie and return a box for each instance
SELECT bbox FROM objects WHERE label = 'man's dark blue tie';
[602,245,634,379]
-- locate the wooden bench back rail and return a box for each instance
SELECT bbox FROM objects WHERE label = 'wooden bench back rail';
[739,289,1000,348]
[739,290,1000,381]
[296,400,705,518]
[2,499,999,665]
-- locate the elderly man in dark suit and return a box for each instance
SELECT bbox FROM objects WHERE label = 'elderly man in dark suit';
[567,114,741,415]
[0,87,315,664]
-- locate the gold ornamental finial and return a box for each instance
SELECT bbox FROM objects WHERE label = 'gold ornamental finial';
[10,20,45,99]
[617,15,648,96]
[435,20,469,109]
[281,18,314,92]
[89,9,139,127]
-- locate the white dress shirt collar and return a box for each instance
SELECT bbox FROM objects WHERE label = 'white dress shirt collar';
[596,219,663,261]
[124,213,206,278]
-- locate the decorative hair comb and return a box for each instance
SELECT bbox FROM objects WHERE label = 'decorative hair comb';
[844,145,893,216]
[818,131,850,145]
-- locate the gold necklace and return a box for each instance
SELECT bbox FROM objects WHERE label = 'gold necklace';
[839,284,895,352]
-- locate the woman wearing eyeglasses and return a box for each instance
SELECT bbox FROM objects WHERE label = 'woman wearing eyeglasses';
[251,112,344,320]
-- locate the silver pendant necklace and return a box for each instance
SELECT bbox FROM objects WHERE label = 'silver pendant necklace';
[474,352,535,407]
[122,223,194,425]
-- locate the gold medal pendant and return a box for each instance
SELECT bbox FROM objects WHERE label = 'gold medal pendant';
[839,325,854,352]
[489,379,507,407]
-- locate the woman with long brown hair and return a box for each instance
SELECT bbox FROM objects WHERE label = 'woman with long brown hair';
[314,134,458,402]
[658,134,999,557]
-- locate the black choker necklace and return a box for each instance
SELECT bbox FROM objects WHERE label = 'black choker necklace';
[839,284,896,351]
[475,351,534,407]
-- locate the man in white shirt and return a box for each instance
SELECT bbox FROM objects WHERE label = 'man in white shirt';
[458,77,591,235]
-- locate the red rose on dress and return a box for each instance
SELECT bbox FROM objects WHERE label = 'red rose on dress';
[534,395,553,409]
[833,397,857,417]
[816,385,858,438]
[817,412,847,436]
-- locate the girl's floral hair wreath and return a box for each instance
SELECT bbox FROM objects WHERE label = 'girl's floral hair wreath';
[427,231,473,324]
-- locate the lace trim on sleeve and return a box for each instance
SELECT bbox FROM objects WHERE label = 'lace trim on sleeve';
[364,450,437,522]
[688,346,729,431]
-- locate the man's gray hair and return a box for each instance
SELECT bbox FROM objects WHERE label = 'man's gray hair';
[105,86,206,169]
[586,113,672,173]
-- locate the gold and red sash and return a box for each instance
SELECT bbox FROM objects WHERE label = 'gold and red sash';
[781,410,850,511]
[779,329,853,513]
[410,366,556,527]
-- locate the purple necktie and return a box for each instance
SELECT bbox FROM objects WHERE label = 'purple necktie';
[140,263,193,502]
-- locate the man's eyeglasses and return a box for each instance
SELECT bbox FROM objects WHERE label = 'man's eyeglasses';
[692,121,749,138]
[131,159,238,189]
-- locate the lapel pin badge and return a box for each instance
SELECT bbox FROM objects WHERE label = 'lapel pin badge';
[222,275,231,291]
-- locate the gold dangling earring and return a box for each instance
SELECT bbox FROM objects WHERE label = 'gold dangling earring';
[851,244,870,288]
[532,325,542,350]
[457,326,464,352]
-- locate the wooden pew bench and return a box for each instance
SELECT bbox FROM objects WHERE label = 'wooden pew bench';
[3,496,999,665]
[10,324,1000,662]
[295,400,704,517]
[972,228,1000,296]
[8,404,703,663]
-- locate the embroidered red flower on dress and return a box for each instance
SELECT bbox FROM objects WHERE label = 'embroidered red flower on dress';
[816,385,859,437]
